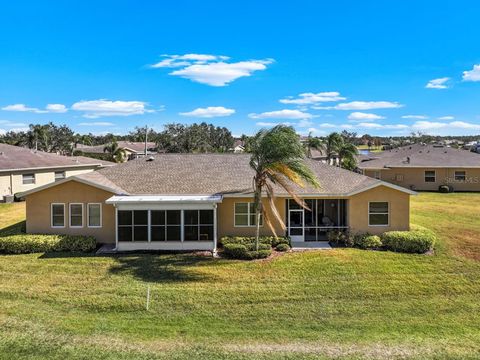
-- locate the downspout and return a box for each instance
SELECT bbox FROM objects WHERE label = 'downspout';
[9,173,13,195]
[213,203,218,257]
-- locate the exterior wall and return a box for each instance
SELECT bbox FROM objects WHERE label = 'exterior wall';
[364,167,480,191]
[1,166,99,198]
[348,185,410,235]
[217,197,287,238]
[25,180,116,244]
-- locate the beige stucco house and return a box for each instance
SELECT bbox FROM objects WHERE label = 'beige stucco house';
[358,144,480,191]
[19,154,415,252]
[75,141,157,161]
[0,143,113,201]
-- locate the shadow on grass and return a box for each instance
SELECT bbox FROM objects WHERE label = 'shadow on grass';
[0,221,26,236]
[108,253,219,283]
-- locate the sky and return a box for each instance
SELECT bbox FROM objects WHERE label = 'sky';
[1,0,480,137]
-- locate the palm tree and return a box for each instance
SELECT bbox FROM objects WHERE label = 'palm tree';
[337,141,358,170]
[321,132,343,165]
[304,132,323,158]
[103,140,127,163]
[249,126,321,250]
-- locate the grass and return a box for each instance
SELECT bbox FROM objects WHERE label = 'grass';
[356,144,383,153]
[1,195,480,359]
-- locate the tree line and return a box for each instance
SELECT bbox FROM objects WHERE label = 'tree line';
[0,122,235,155]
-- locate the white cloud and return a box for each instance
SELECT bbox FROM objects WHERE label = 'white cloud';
[402,115,429,120]
[46,104,68,113]
[2,103,68,114]
[78,122,115,126]
[316,101,403,111]
[437,116,454,120]
[151,54,274,86]
[71,99,152,118]
[297,119,314,128]
[357,122,409,130]
[249,109,314,120]
[1,104,46,113]
[255,121,295,127]
[347,112,385,121]
[411,121,447,130]
[279,91,345,105]
[462,64,480,82]
[151,54,229,68]
[179,106,235,118]
[425,77,450,89]
[319,123,336,128]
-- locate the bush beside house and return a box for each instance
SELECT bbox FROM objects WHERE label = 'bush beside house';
[220,236,290,259]
[0,234,96,254]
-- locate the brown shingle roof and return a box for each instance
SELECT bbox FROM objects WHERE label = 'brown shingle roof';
[0,143,114,172]
[358,144,480,169]
[92,153,380,196]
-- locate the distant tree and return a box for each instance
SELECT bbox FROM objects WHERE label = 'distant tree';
[304,132,323,158]
[321,132,344,164]
[103,140,127,163]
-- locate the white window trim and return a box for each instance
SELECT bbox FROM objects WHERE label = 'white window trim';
[373,171,381,180]
[69,203,84,228]
[454,170,466,181]
[51,203,65,228]
[87,203,102,228]
[234,202,263,227]
[424,170,436,183]
[22,173,36,185]
[368,201,389,227]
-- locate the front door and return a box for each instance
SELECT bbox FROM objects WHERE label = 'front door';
[288,209,304,242]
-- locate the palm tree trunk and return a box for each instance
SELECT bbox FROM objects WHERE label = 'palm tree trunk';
[254,187,262,251]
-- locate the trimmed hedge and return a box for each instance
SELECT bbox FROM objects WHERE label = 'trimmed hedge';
[381,227,436,254]
[275,243,290,252]
[0,234,96,254]
[355,234,382,249]
[219,236,290,247]
[223,243,272,260]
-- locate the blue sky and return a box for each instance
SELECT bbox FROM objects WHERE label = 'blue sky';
[1,0,480,137]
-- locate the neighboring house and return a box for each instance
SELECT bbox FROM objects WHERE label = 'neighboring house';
[0,143,114,201]
[19,154,414,252]
[229,140,245,153]
[76,141,157,161]
[358,144,480,191]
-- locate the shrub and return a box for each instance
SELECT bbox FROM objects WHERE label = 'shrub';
[355,234,382,249]
[223,243,272,260]
[439,185,453,193]
[0,234,96,254]
[327,231,355,247]
[275,243,290,252]
[381,227,436,254]
[219,236,289,247]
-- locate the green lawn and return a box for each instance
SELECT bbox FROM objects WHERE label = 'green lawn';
[1,195,480,360]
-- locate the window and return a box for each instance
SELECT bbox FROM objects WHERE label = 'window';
[184,210,214,241]
[395,174,404,182]
[454,171,466,181]
[117,210,149,242]
[22,173,35,185]
[373,171,381,180]
[87,203,102,227]
[69,203,84,227]
[424,170,436,183]
[54,171,66,182]
[234,202,263,227]
[51,203,65,228]
[369,202,389,226]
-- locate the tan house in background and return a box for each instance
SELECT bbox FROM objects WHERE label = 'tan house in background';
[0,143,113,201]
[75,141,157,161]
[358,144,480,191]
[20,154,415,252]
